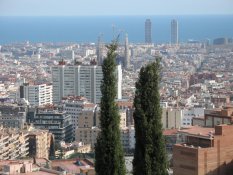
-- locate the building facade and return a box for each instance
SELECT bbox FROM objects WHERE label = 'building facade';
[0,101,28,129]
[173,125,233,175]
[124,34,130,69]
[76,127,100,149]
[62,96,97,139]
[0,111,25,129]
[120,125,135,152]
[33,106,73,143]
[76,107,130,151]
[75,105,100,149]
[204,107,233,127]
[96,35,104,65]
[20,83,53,106]
[145,19,152,44]
[171,19,178,44]
[52,61,122,104]
[28,129,53,159]
[182,107,204,127]
[161,107,183,129]
[0,128,29,160]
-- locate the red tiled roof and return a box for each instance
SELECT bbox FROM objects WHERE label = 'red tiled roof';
[163,129,178,136]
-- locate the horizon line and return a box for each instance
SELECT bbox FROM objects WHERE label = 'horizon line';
[1,14,233,17]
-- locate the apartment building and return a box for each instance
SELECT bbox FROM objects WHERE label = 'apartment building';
[52,61,122,104]
[61,96,97,138]
[161,107,183,129]
[75,106,100,149]
[0,100,28,129]
[76,127,100,149]
[120,125,135,152]
[28,129,54,159]
[76,108,128,150]
[116,100,134,126]
[0,111,25,129]
[0,128,29,160]
[33,106,73,143]
[20,82,53,106]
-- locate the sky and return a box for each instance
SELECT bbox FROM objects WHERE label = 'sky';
[0,0,233,16]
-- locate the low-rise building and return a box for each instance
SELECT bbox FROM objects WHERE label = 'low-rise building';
[204,106,233,127]
[0,158,61,175]
[173,125,233,175]
[182,107,204,127]
[163,129,179,153]
[51,158,95,175]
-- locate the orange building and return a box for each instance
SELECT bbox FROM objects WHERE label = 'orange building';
[173,124,233,175]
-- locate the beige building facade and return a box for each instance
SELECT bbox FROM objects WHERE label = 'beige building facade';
[161,108,183,129]
[28,129,53,159]
[0,128,29,160]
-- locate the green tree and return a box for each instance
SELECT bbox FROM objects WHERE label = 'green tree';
[95,41,126,175]
[133,58,168,175]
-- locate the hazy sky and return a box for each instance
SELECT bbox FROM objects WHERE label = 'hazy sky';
[0,0,233,16]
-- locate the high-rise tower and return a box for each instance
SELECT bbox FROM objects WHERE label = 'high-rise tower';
[124,34,130,69]
[96,34,104,65]
[171,19,178,44]
[52,61,122,104]
[145,19,152,44]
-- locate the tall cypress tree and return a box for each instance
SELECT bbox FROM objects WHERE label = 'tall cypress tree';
[133,58,168,175]
[95,42,126,175]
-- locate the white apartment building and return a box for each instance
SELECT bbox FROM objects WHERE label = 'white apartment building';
[182,107,204,127]
[19,83,53,106]
[52,61,122,104]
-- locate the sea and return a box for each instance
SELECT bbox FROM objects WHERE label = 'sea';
[0,15,233,44]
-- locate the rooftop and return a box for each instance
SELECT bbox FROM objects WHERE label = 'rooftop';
[163,129,179,136]
[178,125,215,138]
[51,158,94,174]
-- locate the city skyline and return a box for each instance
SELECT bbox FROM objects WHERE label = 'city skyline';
[0,0,233,16]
